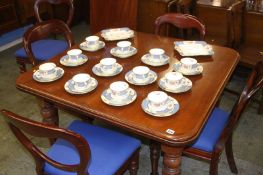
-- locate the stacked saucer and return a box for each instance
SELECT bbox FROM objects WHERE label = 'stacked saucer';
[33,62,64,83]
[141,91,179,117]
[159,72,192,93]
[79,36,105,52]
[173,57,203,75]
[92,58,123,77]
[125,66,157,85]
[64,73,98,94]
[110,41,137,58]
[101,81,137,106]
[141,48,170,66]
[60,49,88,67]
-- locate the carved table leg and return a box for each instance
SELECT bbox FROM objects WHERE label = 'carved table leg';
[161,144,183,175]
[150,140,161,175]
[40,100,59,144]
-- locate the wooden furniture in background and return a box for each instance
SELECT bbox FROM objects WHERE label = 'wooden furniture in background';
[0,0,19,34]
[154,13,206,40]
[16,19,74,73]
[183,60,263,175]
[1,109,141,175]
[196,0,244,48]
[90,0,138,34]
[238,0,263,68]
[16,31,239,175]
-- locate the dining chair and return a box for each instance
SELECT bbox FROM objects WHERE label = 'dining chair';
[149,60,263,175]
[34,0,74,26]
[183,60,263,175]
[15,19,74,73]
[1,109,141,175]
[15,0,74,73]
[154,13,206,40]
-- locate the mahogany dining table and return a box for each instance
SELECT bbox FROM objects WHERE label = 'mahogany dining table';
[16,31,239,175]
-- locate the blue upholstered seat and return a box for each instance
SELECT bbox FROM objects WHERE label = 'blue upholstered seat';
[44,120,141,175]
[191,108,230,152]
[15,39,68,61]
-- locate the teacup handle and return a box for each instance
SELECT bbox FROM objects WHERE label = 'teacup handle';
[166,100,174,110]
[128,89,135,96]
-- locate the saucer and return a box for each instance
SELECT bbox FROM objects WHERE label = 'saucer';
[79,41,105,52]
[141,54,170,66]
[110,46,137,58]
[159,77,192,93]
[33,67,64,83]
[101,88,137,106]
[173,62,203,75]
[64,78,98,94]
[60,54,88,67]
[141,96,179,117]
[125,70,157,85]
[92,63,123,77]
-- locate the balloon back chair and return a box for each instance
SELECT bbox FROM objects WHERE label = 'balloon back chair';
[15,19,74,73]
[183,60,263,175]
[154,13,205,40]
[1,109,141,175]
[34,0,74,26]
[15,0,74,73]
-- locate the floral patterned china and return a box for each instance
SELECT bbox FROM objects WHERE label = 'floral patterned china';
[125,66,157,85]
[101,81,137,106]
[141,91,180,117]
[174,41,214,56]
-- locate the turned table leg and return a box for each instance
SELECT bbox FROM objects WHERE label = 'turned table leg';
[150,140,161,175]
[161,144,183,175]
[40,100,59,144]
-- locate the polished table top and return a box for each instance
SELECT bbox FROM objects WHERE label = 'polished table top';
[16,32,239,147]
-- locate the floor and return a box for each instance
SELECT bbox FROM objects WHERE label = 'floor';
[0,22,262,175]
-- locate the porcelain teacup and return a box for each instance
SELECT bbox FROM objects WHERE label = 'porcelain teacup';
[180,57,198,71]
[100,58,117,73]
[149,48,165,62]
[132,66,150,82]
[72,73,91,91]
[85,36,100,48]
[165,72,183,87]
[38,62,57,79]
[67,49,82,62]
[117,41,131,53]
[110,81,130,99]
[147,91,170,112]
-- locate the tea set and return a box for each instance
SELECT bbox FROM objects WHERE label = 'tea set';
[92,58,123,77]
[173,57,203,75]
[33,31,210,116]
[33,62,64,82]
[79,36,105,52]
[141,48,170,66]
[64,73,98,94]
[125,66,157,85]
[60,49,88,67]
[101,81,137,106]
[110,41,137,58]
[141,91,179,117]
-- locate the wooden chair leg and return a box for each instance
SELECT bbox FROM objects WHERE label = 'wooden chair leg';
[225,135,238,173]
[150,140,161,175]
[209,154,220,175]
[258,88,263,114]
[16,59,27,74]
[128,150,139,175]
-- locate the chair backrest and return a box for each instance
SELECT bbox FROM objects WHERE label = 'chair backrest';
[1,109,90,175]
[216,60,263,149]
[34,0,74,26]
[154,13,206,40]
[227,0,246,49]
[23,19,74,66]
